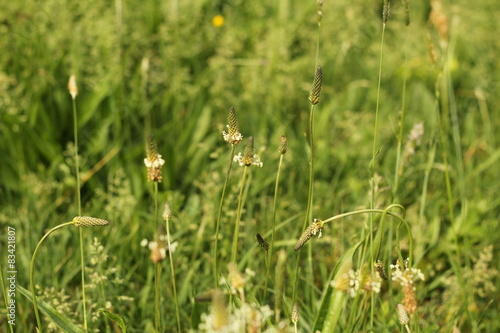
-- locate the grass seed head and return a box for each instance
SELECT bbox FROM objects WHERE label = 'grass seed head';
[309,66,323,105]
[374,260,388,280]
[383,0,391,25]
[294,218,323,251]
[73,216,110,227]
[278,135,288,155]
[404,0,410,26]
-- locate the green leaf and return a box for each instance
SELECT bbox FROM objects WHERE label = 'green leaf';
[98,308,129,333]
[313,241,363,332]
[17,285,85,333]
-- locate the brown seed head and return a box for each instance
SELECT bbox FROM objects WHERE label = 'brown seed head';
[73,216,110,227]
[294,218,323,251]
[374,260,388,280]
[383,0,391,25]
[242,136,255,166]
[278,135,288,155]
[309,66,323,105]
[404,0,410,26]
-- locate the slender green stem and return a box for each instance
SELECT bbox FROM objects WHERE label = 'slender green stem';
[292,103,316,303]
[321,208,413,265]
[266,154,284,299]
[368,21,386,330]
[393,27,409,197]
[230,166,248,264]
[165,216,181,332]
[72,96,87,331]
[153,182,162,332]
[214,145,236,287]
[30,221,75,332]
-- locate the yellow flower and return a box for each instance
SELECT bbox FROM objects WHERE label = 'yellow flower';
[212,14,225,28]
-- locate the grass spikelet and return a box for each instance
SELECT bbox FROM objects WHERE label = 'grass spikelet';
[308,66,323,105]
[278,135,288,155]
[404,0,410,26]
[256,233,269,251]
[294,218,323,251]
[383,0,391,25]
[73,216,110,227]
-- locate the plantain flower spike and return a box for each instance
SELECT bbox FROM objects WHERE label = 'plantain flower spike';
[162,201,172,220]
[73,216,110,227]
[234,136,263,167]
[294,218,324,251]
[278,135,288,155]
[68,75,78,100]
[144,133,165,182]
[383,0,391,26]
[309,66,323,105]
[291,302,299,324]
[222,106,243,145]
[374,260,388,280]
[397,303,410,325]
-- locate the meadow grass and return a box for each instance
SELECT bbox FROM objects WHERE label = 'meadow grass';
[1,0,500,332]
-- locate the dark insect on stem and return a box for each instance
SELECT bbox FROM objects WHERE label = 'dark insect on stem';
[256,233,269,251]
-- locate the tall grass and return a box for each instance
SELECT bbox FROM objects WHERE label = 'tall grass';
[1,0,499,332]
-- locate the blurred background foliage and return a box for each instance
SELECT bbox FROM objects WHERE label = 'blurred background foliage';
[1,0,499,331]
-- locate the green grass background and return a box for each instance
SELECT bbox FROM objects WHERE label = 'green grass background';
[1,0,499,331]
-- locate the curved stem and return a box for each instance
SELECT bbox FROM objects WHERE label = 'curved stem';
[214,145,236,287]
[30,221,75,332]
[322,207,413,265]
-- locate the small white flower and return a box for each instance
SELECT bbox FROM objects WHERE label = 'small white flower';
[233,153,263,167]
[140,239,149,247]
